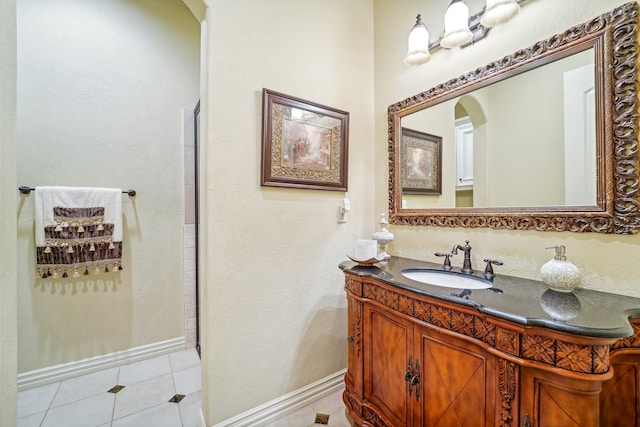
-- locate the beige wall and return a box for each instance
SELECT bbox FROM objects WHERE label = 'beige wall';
[0,0,17,423]
[374,0,640,297]
[15,0,200,372]
[200,0,375,423]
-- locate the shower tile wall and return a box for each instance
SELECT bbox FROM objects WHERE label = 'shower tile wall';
[184,224,196,349]
[184,109,197,349]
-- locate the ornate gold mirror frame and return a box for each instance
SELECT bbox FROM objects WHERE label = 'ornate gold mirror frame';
[388,2,639,234]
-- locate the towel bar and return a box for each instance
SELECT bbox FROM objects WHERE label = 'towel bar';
[18,186,136,197]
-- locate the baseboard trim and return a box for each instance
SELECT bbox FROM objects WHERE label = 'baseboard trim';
[212,368,347,427]
[17,337,186,391]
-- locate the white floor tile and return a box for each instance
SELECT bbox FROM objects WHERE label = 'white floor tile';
[111,402,182,427]
[118,355,172,385]
[17,382,59,418]
[41,392,115,427]
[169,348,200,372]
[311,389,345,417]
[15,350,351,427]
[17,411,46,427]
[173,364,201,396]
[179,391,204,427]
[51,367,118,408]
[328,407,352,427]
[263,406,316,427]
[262,389,351,427]
[113,373,176,420]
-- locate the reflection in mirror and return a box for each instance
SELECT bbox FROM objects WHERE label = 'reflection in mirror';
[389,2,640,233]
[400,49,595,209]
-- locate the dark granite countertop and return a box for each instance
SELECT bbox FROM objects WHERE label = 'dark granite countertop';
[340,256,640,339]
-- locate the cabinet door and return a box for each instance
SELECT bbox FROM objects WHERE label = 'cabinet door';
[414,327,495,427]
[601,354,640,426]
[520,367,601,427]
[364,305,412,426]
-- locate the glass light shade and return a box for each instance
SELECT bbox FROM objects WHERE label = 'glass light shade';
[440,0,474,49]
[404,15,431,65]
[480,0,520,27]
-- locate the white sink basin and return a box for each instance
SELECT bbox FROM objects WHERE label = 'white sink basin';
[401,269,493,289]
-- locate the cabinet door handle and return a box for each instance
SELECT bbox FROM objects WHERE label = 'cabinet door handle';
[347,335,354,343]
[405,356,414,396]
[412,359,420,401]
[404,357,421,401]
[522,412,532,427]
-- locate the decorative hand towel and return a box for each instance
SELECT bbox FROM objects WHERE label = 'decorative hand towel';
[34,186,123,278]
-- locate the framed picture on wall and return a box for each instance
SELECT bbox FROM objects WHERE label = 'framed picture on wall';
[401,127,442,195]
[261,88,349,191]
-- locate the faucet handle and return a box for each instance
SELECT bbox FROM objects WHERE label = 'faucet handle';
[435,252,454,271]
[483,259,503,280]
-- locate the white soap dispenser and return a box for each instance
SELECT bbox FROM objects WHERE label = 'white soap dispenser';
[540,245,581,293]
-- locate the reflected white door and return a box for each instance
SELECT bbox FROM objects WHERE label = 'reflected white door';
[455,117,474,188]
[563,64,596,205]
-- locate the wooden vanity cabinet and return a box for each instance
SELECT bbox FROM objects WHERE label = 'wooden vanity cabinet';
[600,327,640,426]
[343,271,640,427]
[363,304,497,427]
[345,274,505,426]
[518,331,640,427]
[519,366,603,427]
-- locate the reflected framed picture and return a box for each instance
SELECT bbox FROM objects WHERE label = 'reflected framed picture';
[261,88,349,191]
[401,127,442,195]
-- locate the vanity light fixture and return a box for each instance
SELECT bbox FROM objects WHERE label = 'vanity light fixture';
[404,15,431,65]
[440,0,474,49]
[481,0,521,27]
[404,0,523,65]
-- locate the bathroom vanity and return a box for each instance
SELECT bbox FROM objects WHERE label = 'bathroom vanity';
[347,3,640,425]
[340,257,640,427]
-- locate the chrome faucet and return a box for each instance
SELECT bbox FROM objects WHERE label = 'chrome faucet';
[451,240,473,274]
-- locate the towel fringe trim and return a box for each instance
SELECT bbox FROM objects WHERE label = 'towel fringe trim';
[37,261,123,279]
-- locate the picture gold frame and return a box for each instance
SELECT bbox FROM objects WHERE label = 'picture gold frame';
[401,127,442,195]
[261,89,349,191]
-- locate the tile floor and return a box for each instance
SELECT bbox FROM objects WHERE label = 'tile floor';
[263,389,352,427]
[17,349,202,427]
[17,348,351,427]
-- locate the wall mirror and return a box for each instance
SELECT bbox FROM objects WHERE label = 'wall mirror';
[388,2,639,234]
